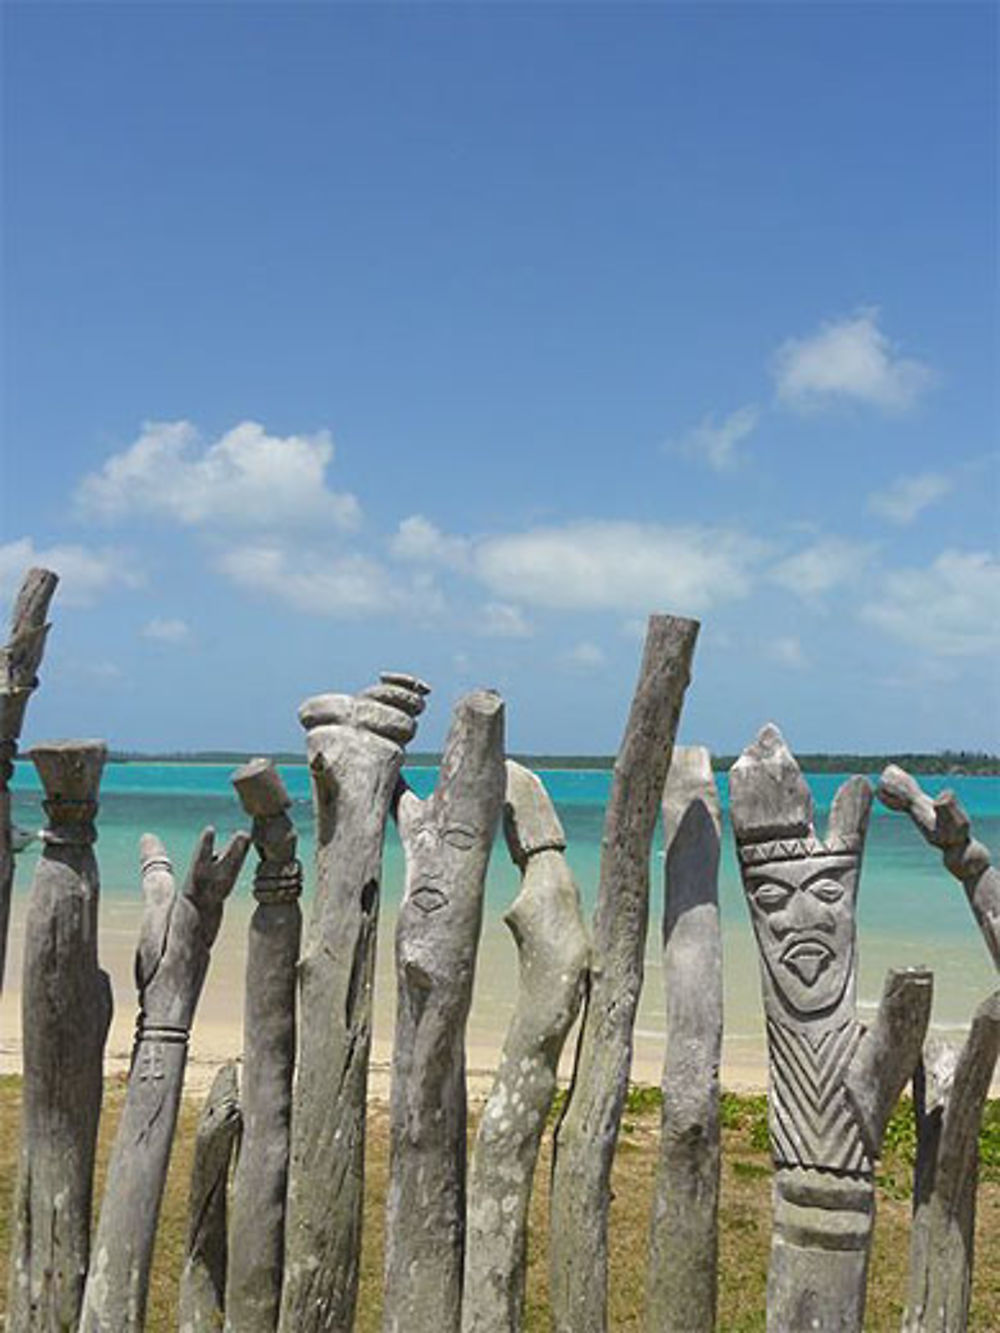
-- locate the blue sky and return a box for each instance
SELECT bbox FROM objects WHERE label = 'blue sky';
[2,2,997,755]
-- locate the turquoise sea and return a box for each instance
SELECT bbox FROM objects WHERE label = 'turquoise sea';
[4,761,998,1088]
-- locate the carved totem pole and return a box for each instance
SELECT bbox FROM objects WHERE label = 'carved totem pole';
[730,725,931,1333]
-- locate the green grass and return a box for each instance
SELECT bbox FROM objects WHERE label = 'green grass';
[1,1078,998,1331]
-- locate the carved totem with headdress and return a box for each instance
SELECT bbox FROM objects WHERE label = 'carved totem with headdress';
[729,723,904,1332]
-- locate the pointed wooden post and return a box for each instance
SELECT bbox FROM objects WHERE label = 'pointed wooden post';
[730,725,932,1333]
[0,566,58,991]
[226,758,303,1333]
[462,760,589,1333]
[79,826,249,1333]
[279,673,429,1333]
[6,739,111,1332]
[646,746,723,1333]
[382,690,505,1333]
[549,614,698,1333]
[179,1061,243,1332]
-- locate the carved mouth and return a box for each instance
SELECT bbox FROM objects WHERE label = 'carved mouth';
[410,885,448,915]
[780,938,834,986]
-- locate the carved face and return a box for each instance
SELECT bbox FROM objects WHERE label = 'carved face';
[404,818,480,917]
[742,854,857,1017]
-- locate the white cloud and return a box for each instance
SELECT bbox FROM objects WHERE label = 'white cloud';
[390,515,469,568]
[142,617,190,643]
[669,404,759,472]
[562,641,606,670]
[215,543,392,616]
[76,420,361,531]
[769,537,875,599]
[0,537,142,607]
[860,550,1000,657]
[867,472,952,525]
[474,521,764,615]
[477,601,532,638]
[767,636,806,669]
[773,308,933,413]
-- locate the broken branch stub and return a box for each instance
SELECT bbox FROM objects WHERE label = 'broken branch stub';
[878,764,1000,969]
[903,991,1000,1333]
[79,825,249,1333]
[462,760,589,1333]
[6,739,111,1333]
[730,725,931,1333]
[382,690,505,1333]
[279,672,429,1333]
[0,566,58,992]
[226,758,302,1333]
[548,614,698,1333]
[179,1061,242,1332]
[646,746,723,1333]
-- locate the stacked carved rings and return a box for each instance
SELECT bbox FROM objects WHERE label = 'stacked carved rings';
[41,795,99,846]
[254,859,303,904]
[135,1021,190,1045]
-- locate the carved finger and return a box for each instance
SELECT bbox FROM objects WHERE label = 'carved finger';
[826,775,873,844]
[137,832,176,988]
[380,670,431,697]
[361,682,428,717]
[504,760,565,869]
[394,780,424,843]
[215,830,252,892]
[298,692,356,731]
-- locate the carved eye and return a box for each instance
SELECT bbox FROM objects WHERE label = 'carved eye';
[810,878,846,904]
[441,824,477,851]
[410,885,448,914]
[751,882,792,911]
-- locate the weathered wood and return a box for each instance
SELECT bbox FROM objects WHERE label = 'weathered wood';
[79,826,249,1333]
[730,725,932,1333]
[462,760,589,1333]
[646,746,722,1333]
[179,1062,242,1332]
[279,672,429,1333]
[548,614,698,1333]
[6,739,110,1332]
[878,765,1000,968]
[382,690,505,1333]
[903,991,1000,1333]
[0,567,58,991]
[226,759,302,1333]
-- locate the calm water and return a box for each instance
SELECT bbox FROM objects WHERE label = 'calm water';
[7,760,999,1058]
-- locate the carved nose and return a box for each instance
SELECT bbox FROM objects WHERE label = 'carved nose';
[773,888,834,937]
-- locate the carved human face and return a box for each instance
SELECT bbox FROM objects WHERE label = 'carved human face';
[743,854,857,1017]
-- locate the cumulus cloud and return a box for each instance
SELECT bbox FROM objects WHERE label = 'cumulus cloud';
[562,641,606,670]
[668,404,760,472]
[0,537,142,606]
[769,537,875,599]
[142,617,190,643]
[860,550,1000,657]
[391,515,469,568]
[476,601,532,638]
[474,521,764,615]
[773,308,933,413]
[767,636,806,669]
[215,543,392,616]
[76,420,361,531]
[867,472,952,525]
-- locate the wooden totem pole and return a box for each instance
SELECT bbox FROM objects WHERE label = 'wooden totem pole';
[729,724,931,1333]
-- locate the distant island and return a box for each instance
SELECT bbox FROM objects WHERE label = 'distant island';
[105,749,1000,776]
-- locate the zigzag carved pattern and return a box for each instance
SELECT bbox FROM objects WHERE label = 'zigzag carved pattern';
[766,1017,871,1174]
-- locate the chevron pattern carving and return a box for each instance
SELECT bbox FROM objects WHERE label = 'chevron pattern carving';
[766,1017,871,1175]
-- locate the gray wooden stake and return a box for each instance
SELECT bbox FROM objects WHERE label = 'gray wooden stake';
[278,672,429,1333]
[0,566,58,992]
[179,1061,242,1332]
[79,825,249,1333]
[226,758,302,1333]
[6,739,111,1332]
[645,746,722,1333]
[730,725,932,1333]
[549,613,699,1333]
[382,690,505,1333]
[902,991,1000,1333]
[462,760,589,1333]
[878,764,1000,969]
